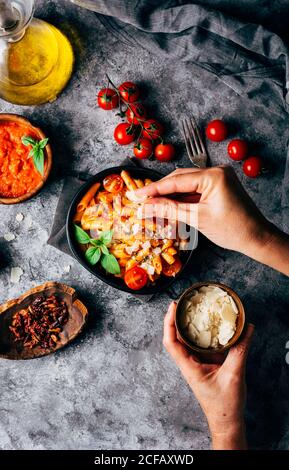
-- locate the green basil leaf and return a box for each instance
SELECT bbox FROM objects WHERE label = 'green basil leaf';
[100,245,109,255]
[21,136,36,146]
[90,238,102,247]
[85,246,101,265]
[28,148,35,158]
[74,224,91,244]
[39,137,49,149]
[33,148,44,176]
[100,254,120,275]
[99,229,113,245]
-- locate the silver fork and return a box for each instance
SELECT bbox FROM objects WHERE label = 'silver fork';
[181,116,208,168]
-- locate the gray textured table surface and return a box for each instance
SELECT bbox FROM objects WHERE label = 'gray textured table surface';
[0,0,289,450]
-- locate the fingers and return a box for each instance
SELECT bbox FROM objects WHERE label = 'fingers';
[223,323,255,375]
[138,197,199,227]
[162,168,202,179]
[133,171,205,198]
[163,302,202,379]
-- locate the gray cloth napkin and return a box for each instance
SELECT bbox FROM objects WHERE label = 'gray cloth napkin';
[73,0,289,115]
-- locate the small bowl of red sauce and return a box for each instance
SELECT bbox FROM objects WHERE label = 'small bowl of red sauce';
[0,114,52,204]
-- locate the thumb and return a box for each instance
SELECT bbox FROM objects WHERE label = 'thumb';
[223,323,255,375]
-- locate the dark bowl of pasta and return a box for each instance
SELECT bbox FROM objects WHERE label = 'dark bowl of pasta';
[66,165,194,295]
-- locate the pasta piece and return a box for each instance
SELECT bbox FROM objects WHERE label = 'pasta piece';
[77,182,101,212]
[167,247,177,256]
[134,178,144,188]
[97,191,114,204]
[162,239,174,251]
[73,210,85,223]
[135,247,150,262]
[151,239,161,248]
[88,197,95,207]
[110,243,128,259]
[125,258,138,271]
[152,255,162,275]
[144,178,153,186]
[121,170,138,190]
[119,257,131,267]
[161,251,175,265]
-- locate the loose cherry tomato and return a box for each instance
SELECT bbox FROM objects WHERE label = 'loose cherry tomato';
[126,103,147,124]
[133,138,153,159]
[154,143,175,162]
[97,88,119,110]
[162,257,182,277]
[119,81,140,103]
[206,119,228,142]
[114,123,136,145]
[243,156,262,178]
[124,266,148,290]
[103,174,124,193]
[227,139,248,161]
[142,119,164,140]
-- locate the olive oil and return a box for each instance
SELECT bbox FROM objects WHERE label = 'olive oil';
[0,18,74,105]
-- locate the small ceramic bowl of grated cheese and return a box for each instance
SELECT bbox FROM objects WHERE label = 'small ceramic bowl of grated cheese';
[175,282,245,353]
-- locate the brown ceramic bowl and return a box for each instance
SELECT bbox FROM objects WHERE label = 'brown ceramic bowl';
[0,281,88,359]
[175,282,245,355]
[0,113,52,204]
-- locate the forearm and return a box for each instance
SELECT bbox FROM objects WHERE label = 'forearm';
[242,222,289,277]
[210,420,247,450]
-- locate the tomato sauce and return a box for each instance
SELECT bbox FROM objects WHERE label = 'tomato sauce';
[0,121,43,198]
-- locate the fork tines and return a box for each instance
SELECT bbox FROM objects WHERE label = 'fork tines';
[181,116,207,168]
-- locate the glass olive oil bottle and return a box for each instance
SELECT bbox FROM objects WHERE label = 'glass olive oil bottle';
[0,0,74,105]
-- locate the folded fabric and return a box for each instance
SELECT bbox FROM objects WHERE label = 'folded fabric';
[73,0,289,115]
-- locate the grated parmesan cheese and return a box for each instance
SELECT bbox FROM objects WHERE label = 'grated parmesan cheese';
[180,285,238,349]
[10,267,23,284]
[4,232,15,242]
[16,213,24,222]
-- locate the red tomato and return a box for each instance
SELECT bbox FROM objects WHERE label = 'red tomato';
[243,156,262,178]
[142,119,164,140]
[154,143,175,162]
[118,81,140,103]
[126,103,147,124]
[206,119,228,142]
[162,257,182,277]
[227,139,248,161]
[133,138,153,159]
[103,174,124,193]
[97,88,119,110]
[124,266,148,290]
[114,123,136,145]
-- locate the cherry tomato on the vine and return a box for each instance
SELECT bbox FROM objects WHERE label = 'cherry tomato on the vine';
[227,139,248,161]
[103,174,124,193]
[154,143,175,162]
[119,81,140,103]
[97,88,119,110]
[162,257,182,277]
[206,119,228,142]
[133,138,153,159]
[124,266,148,290]
[142,119,164,140]
[243,156,262,178]
[114,123,136,145]
[126,103,147,124]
